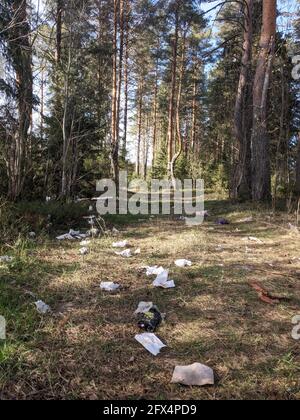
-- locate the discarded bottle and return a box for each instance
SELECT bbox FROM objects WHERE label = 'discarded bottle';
[138,307,162,333]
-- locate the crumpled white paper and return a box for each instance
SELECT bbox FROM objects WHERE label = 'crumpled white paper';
[88,228,99,237]
[135,333,166,356]
[0,256,14,263]
[80,240,91,246]
[243,236,263,244]
[171,363,214,386]
[145,266,165,276]
[134,302,154,315]
[79,247,89,255]
[115,249,132,258]
[175,259,192,268]
[35,300,51,314]
[112,240,129,248]
[153,270,175,289]
[100,282,120,291]
[57,229,88,241]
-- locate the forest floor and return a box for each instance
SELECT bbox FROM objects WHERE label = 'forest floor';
[0,198,300,400]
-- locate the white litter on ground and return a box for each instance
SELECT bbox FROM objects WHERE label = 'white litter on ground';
[80,240,91,246]
[175,259,192,268]
[144,266,165,276]
[29,232,36,239]
[0,256,14,263]
[134,248,141,255]
[88,228,100,237]
[35,300,51,314]
[79,247,89,256]
[134,302,154,315]
[56,229,88,241]
[153,270,175,289]
[248,236,263,244]
[100,282,120,291]
[115,249,132,258]
[112,240,129,248]
[135,333,166,356]
[171,363,214,386]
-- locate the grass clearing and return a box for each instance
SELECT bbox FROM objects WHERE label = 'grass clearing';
[0,199,300,400]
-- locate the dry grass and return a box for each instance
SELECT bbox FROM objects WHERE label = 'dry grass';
[0,199,300,400]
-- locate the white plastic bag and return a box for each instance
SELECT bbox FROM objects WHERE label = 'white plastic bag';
[79,247,89,256]
[112,240,128,248]
[153,270,175,289]
[135,333,166,356]
[80,240,91,246]
[115,249,132,258]
[175,259,192,268]
[145,266,165,276]
[35,300,51,314]
[100,282,120,291]
[171,363,214,386]
[0,256,13,263]
[134,302,154,315]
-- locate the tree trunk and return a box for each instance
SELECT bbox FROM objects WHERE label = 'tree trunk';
[167,4,179,178]
[136,80,143,176]
[152,46,159,164]
[296,133,300,195]
[7,0,33,201]
[231,0,253,201]
[171,31,186,186]
[122,0,130,157]
[116,0,124,146]
[111,0,119,189]
[56,0,63,64]
[251,0,277,202]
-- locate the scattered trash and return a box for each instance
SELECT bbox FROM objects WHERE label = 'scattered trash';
[216,218,230,225]
[134,302,154,315]
[137,306,162,333]
[56,229,88,241]
[238,216,253,223]
[175,259,192,268]
[153,270,175,289]
[80,240,91,246]
[134,248,141,255]
[115,249,132,258]
[248,236,263,244]
[112,240,129,248]
[35,300,51,314]
[0,256,13,263]
[249,281,288,305]
[144,266,165,276]
[135,333,166,356]
[171,363,214,387]
[88,227,100,237]
[100,282,120,292]
[28,232,36,239]
[79,247,89,256]
[288,223,299,233]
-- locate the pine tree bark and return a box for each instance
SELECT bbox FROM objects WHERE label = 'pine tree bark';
[296,133,300,195]
[122,0,130,156]
[7,0,33,200]
[251,0,277,202]
[231,0,253,200]
[111,0,119,189]
[136,80,143,176]
[167,4,179,178]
